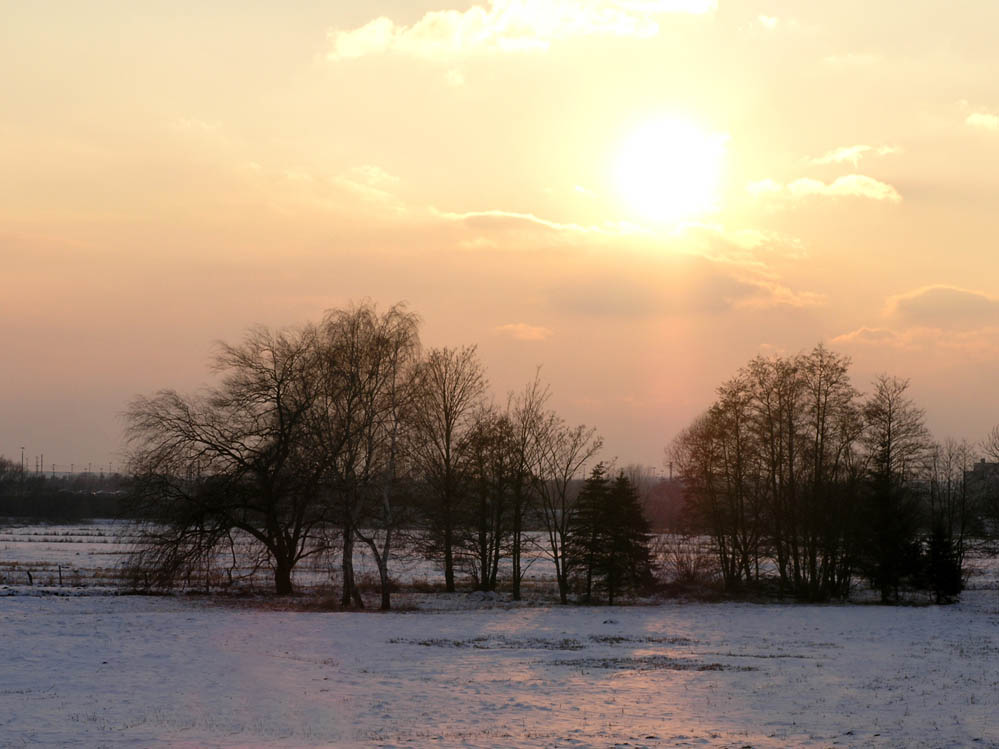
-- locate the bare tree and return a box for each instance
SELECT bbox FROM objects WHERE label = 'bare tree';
[925,438,975,601]
[125,326,322,595]
[673,345,864,599]
[859,375,930,602]
[309,302,421,609]
[532,417,602,604]
[506,371,550,600]
[457,406,517,591]
[673,375,763,590]
[411,345,487,592]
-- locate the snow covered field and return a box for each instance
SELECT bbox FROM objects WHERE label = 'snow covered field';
[0,520,561,594]
[2,592,998,747]
[2,523,998,747]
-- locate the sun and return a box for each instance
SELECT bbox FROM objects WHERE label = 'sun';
[614,116,728,223]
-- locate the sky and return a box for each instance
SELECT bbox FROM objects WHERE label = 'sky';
[3,0,999,471]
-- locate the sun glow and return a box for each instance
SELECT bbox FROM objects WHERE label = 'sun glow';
[614,117,728,223]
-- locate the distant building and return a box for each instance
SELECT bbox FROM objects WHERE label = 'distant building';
[965,459,999,490]
[965,460,999,535]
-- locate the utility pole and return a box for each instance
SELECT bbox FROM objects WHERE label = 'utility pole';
[20,446,25,495]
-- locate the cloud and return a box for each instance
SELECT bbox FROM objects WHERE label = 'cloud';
[831,327,901,346]
[886,285,999,330]
[333,165,402,204]
[747,175,902,203]
[808,145,901,167]
[234,161,407,218]
[495,322,553,340]
[831,325,999,356]
[327,0,716,61]
[756,15,778,30]
[833,287,999,354]
[672,222,807,264]
[429,205,822,313]
[966,112,999,131]
[432,207,637,236]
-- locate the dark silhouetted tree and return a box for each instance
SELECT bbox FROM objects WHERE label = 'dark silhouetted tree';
[857,375,930,603]
[125,326,322,595]
[412,345,487,592]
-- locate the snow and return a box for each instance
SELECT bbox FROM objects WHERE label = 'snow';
[1,591,997,746]
[2,522,998,747]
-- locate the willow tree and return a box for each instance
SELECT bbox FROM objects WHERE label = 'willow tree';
[125,326,323,595]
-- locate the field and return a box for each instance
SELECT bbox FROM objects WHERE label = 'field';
[2,522,998,747]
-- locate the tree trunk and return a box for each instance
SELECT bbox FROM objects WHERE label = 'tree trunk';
[274,559,294,595]
[444,520,456,593]
[361,531,393,611]
[377,564,391,610]
[341,526,364,608]
[512,500,522,601]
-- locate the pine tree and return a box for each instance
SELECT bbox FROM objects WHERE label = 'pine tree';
[599,473,655,604]
[568,464,610,603]
[569,468,655,604]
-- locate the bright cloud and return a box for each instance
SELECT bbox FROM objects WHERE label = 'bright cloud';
[495,322,553,340]
[966,112,999,131]
[808,144,901,167]
[327,0,716,61]
[748,175,902,203]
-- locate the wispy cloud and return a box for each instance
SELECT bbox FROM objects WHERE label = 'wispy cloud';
[432,207,640,236]
[333,165,402,204]
[327,0,716,61]
[808,144,901,167]
[830,326,901,346]
[495,322,553,340]
[747,175,902,203]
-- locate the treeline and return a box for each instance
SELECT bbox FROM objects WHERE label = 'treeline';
[124,302,655,607]
[0,461,130,520]
[672,345,999,603]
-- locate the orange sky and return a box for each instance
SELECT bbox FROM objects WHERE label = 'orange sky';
[3,0,999,469]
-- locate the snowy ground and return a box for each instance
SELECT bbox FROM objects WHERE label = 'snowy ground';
[2,523,998,747]
[0,520,560,593]
[2,590,997,746]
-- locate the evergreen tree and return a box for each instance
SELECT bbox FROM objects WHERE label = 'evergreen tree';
[599,473,655,604]
[569,468,655,604]
[568,464,610,603]
[925,521,962,603]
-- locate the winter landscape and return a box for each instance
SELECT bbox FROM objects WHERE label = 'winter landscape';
[7,1,999,747]
[2,522,998,747]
